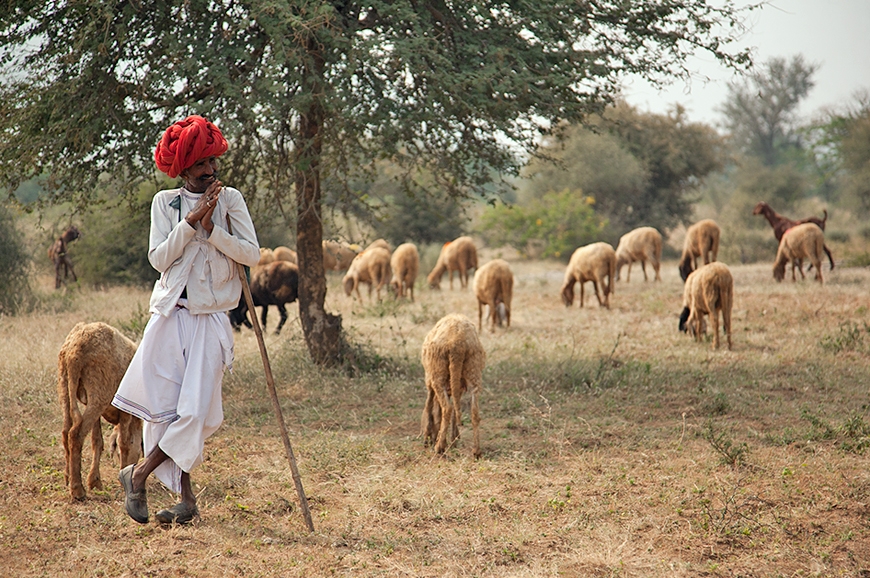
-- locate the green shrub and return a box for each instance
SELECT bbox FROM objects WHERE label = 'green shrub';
[0,202,35,314]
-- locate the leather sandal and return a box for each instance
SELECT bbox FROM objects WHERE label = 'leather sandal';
[155,502,200,525]
[118,464,148,524]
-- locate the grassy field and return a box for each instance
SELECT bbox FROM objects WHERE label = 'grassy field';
[1,256,868,577]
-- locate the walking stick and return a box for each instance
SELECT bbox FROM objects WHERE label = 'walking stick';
[228,217,315,533]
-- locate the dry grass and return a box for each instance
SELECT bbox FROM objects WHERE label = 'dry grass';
[1,259,869,577]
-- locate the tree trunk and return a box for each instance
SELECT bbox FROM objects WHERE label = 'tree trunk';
[295,42,343,365]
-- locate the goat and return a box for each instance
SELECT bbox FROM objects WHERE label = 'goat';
[472,259,513,332]
[561,242,616,309]
[615,226,662,282]
[229,260,299,334]
[679,262,733,350]
[421,314,486,457]
[773,223,825,284]
[58,322,142,500]
[49,226,82,289]
[678,219,720,282]
[753,202,834,271]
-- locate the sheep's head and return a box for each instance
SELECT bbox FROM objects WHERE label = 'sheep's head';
[427,270,442,289]
[678,258,694,282]
[560,280,575,307]
[773,260,786,282]
[678,307,691,333]
[342,274,356,296]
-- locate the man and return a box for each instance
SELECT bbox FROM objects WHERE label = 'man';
[112,115,260,525]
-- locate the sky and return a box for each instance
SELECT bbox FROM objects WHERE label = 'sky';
[620,0,870,128]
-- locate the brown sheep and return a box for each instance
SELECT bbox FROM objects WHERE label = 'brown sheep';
[273,245,298,264]
[753,202,834,271]
[560,242,616,309]
[343,247,392,301]
[323,240,359,272]
[48,226,81,289]
[366,238,392,253]
[678,262,733,350]
[258,247,276,266]
[427,236,478,290]
[229,260,299,334]
[773,223,825,284]
[678,219,720,282]
[615,226,662,282]
[57,322,142,500]
[390,242,420,301]
[472,259,513,332]
[420,314,486,457]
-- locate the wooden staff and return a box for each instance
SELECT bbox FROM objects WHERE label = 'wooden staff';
[228,217,314,533]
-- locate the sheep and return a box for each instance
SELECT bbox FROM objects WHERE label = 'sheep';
[258,247,276,266]
[560,242,616,309]
[57,322,142,500]
[389,242,420,301]
[427,236,478,290]
[753,201,834,271]
[678,219,720,282]
[273,245,298,264]
[615,226,662,282]
[323,240,359,272]
[678,262,733,350]
[229,260,299,334]
[773,223,825,284]
[472,259,513,332]
[342,247,392,301]
[49,226,82,289]
[420,314,486,457]
[365,238,392,253]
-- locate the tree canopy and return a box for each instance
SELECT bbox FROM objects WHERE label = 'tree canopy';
[0,0,755,362]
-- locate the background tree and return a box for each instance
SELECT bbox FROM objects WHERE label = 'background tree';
[722,55,818,167]
[0,1,754,363]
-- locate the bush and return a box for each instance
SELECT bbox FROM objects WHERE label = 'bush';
[479,189,605,260]
[0,202,35,314]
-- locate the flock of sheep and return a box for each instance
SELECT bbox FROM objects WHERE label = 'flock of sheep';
[56,201,834,499]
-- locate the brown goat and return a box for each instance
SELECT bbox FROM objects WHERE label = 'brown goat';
[561,242,616,309]
[678,219,720,282]
[472,259,513,332]
[48,226,81,289]
[427,236,478,290]
[678,262,733,350]
[420,314,486,457]
[58,322,142,500]
[753,202,834,271]
[773,223,825,284]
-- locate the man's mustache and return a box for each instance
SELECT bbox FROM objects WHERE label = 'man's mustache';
[199,171,219,181]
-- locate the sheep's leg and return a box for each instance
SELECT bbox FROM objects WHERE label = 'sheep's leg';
[67,406,97,500]
[626,263,631,282]
[711,309,720,350]
[431,374,453,454]
[591,280,604,307]
[260,305,269,330]
[87,418,104,491]
[470,385,481,459]
[55,262,63,289]
[65,256,77,282]
[420,383,438,446]
[723,305,732,350]
[275,305,288,335]
[448,352,465,446]
[408,282,414,302]
[579,281,585,308]
[640,261,647,281]
[448,270,454,290]
[60,390,72,487]
[477,301,484,332]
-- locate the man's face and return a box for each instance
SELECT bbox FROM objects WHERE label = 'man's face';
[181,156,218,193]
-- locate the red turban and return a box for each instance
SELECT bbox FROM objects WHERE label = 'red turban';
[154,115,228,178]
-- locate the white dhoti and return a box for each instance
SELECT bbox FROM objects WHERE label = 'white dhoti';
[112,302,234,493]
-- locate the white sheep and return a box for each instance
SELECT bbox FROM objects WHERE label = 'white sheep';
[57,322,142,500]
[343,247,392,301]
[427,236,478,290]
[390,242,420,301]
[678,219,720,281]
[678,262,733,350]
[472,259,513,332]
[258,247,276,266]
[420,314,486,457]
[773,223,825,284]
[366,238,392,253]
[615,226,662,282]
[323,240,359,272]
[560,242,616,309]
[273,245,298,264]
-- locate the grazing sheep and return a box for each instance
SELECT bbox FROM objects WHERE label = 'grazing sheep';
[753,201,834,271]
[678,262,733,350]
[273,245,298,264]
[560,242,616,309]
[427,236,478,290]
[49,226,82,289]
[323,240,359,272]
[229,260,299,334]
[773,223,825,284]
[420,314,486,457]
[390,242,420,301]
[678,219,720,282]
[615,226,662,282]
[366,238,392,253]
[343,247,392,301]
[57,322,142,500]
[472,259,513,332]
[258,247,276,266]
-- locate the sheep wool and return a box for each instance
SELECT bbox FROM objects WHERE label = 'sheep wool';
[615,226,662,282]
[773,223,826,284]
[472,259,514,332]
[679,262,733,350]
